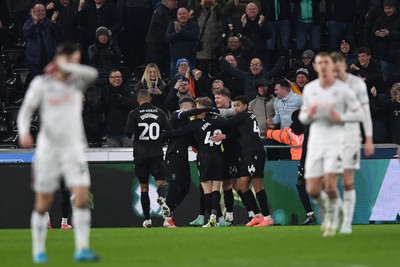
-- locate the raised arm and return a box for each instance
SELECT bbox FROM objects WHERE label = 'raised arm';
[177,107,219,119]
[59,63,99,88]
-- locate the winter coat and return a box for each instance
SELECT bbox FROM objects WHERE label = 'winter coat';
[146,3,175,53]
[249,94,275,138]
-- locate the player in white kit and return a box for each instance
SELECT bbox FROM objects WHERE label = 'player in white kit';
[331,52,375,234]
[18,42,100,263]
[299,52,364,237]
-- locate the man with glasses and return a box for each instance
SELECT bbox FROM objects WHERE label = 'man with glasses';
[94,69,137,147]
[219,56,286,101]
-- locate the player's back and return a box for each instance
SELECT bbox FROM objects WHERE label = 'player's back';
[302,79,360,143]
[166,111,193,159]
[191,119,224,159]
[236,111,264,154]
[127,103,169,159]
[344,73,369,136]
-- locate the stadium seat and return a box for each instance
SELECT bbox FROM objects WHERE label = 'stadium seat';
[2,49,26,69]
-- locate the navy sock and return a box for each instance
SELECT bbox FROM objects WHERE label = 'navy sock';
[204,193,212,216]
[61,189,70,219]
[223,189,234,213]
[242,190,260,214]
[256,190,270,216]
[141,191,151,220]
[211,191,221,216]
[157,183,167,199]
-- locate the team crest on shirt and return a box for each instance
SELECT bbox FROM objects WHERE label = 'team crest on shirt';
[248,165,256,175]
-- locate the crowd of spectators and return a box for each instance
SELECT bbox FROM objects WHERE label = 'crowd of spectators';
[0,0,399,151]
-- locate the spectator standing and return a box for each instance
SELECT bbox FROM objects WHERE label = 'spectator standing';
[134,63,167,110]
[77,0,122,62]
[164,77,194,113]
[292,0,322,58]
[371,0,400,81]
[119,0,154,69]
[23,3,63,82]
[94,69,137,147]
[264,0,291,56]
[240,2,272,63]
[214,55,243,98]
[350,46,384,92]
[189,0,224,77]
[268,79,303,129]
[339,38,357,67]
[165,7,199,77]
[88,26,121,86]
[11,0,33,45]
[146,0,178,77]
[289,68,310,95]
[248,79,275,140]
[45,0,79,43]
[325,0,357,51]
[219,56,286,101]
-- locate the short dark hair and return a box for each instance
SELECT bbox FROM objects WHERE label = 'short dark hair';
[178,96,195,106]
[55,42,80,56]
[357,46,371,55]
[215,88,231,98]
[109,69,122,76]
[274,79,290,89]
[233,95,248,105]
[137,89,150,100]
[180,77,189,83]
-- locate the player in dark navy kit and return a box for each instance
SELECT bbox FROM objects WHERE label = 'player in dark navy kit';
[163,97,197,228]
[125,89,172,228]
[173,97,228,227]
[209,96,274,227]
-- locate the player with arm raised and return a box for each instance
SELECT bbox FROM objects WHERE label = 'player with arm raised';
[331,52,375,234]
[125,89,172,228]
[298,52,364,237]
[17,42,99,263]
[209,96,274,227]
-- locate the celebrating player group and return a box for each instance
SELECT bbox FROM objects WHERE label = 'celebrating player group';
[18,42,376,264]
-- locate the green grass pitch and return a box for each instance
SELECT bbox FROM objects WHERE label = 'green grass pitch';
[1,225,399,267]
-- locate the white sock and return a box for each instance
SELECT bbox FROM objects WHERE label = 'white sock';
[45,212,50,224]
[306,211,314,216]
[219,216,225,222]
[72,208,91,252]
[31,211,48,256]
[198,215,204,219]
[61,218,68,225]
[248,211,255,218]
[315,190,329,212]
[264,215,272,221]
[225,212,233,222]
[343,189,356,227]
[328,198,342,231]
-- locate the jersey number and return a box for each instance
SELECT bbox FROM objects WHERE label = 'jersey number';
[204,129,222,146]
[253,121,260,134]
[138,122,160,140]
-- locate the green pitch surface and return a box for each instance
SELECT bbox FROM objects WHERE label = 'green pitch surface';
[1,225,399,267]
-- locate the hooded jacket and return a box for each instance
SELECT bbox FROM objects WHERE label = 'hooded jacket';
[248,93,275,138]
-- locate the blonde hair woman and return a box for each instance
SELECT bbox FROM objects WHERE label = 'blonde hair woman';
[134,63,166,109]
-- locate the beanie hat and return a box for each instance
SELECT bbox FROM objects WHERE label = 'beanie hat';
[296,68,309,79]
[301,49,315,59]
[257,78,269,87]
[176,58,191,70]
[383,0,397,7]
[96,26,110,38]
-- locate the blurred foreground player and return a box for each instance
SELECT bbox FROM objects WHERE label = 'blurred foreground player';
[18,42,100,263]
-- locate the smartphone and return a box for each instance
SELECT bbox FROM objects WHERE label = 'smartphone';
[150,81,156,89]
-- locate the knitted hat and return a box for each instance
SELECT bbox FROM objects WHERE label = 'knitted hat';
[296,68,309,79]
[176,58,191,70]
[301,49,315,59]
[96,26,110,38]
[383,0,397,7]
[257,78,269,87]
